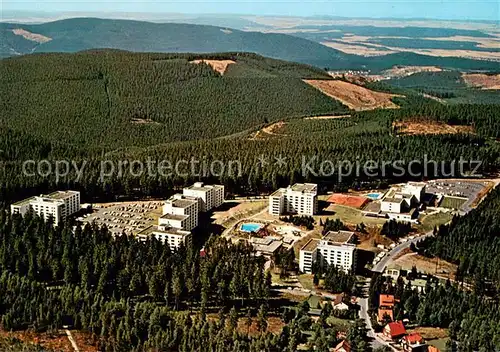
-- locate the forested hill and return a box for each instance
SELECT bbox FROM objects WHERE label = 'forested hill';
[1,18,499,72]
[0,51,348,149]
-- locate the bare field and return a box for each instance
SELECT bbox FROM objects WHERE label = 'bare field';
[408,327,449,340]
[12,28,52,43]
[212,200,268,228]
[190,59,235,75]
[320,41,396,56]
[244,16,498,31]
[462,73,500,90]
[381,65,442,78]
[393,253,457,280]
[0,329,97,352]
[304,114,352,120]
[304,79,401,111]
[325,35,500,61]
[250,121,287,139]
[393,120,474,135]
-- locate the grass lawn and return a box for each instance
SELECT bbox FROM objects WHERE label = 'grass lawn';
[439,196,467,210]
[428,338,450,351]
[315,204,386,226]
[326,316,352,331]
[418,211,453,232]
[298,274,315,291]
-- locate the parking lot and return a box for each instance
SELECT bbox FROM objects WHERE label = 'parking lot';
[80,201,163,236]
[426,179,489,211]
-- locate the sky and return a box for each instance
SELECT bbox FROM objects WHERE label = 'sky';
[2,0,499,21]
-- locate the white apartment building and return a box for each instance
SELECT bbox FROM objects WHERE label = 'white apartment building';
[299,239,319,273]
[158,214,191,231]
[183,182,224,212]
[381,182,426,215]
[163,194,199,231]
[317,231,356,273]
[269,183,318,216]
[299,230,356,273]
[10,191,80,223]
[137,225,191,250]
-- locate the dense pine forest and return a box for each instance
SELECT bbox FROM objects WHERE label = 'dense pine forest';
[0,51,346,149]
[420,188,500,292]
[0,211,372,351]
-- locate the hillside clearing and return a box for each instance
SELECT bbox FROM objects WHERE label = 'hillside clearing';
[190,59,236,75]
[304,114,352,120]
[304,79,401,111]
[462,73,500,89]
[381,65,442,78]
[12,28,52,43]
[250,121,287,139]
[393,120,474,135]
[393,252,457,279]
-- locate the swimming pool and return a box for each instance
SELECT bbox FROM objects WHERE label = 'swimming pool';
[366,193,382,200]
[240,223,263,233]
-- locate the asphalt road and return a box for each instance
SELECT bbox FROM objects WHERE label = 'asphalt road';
[372,231,434,273]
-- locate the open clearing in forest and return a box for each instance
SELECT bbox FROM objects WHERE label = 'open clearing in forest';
[304,79,401,111]
[0,329,98,352]
[190,59,236,74]
[250,121,287,139]
[12,28,52,43]
[393,120,474,135]
[304,114,352,120]
[381,65,442,78]
[462,73,500,90]
[393,252,457,280]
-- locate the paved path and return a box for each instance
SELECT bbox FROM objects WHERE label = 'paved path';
[372,232,434,273]
[65,330,80,352]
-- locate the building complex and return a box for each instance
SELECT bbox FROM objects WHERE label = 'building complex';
[380,182,426,222]
[10,191,81,223]
[269,183,318,216]
[299,230,356,273]
[139,182,224,250]
[183,182,224,212]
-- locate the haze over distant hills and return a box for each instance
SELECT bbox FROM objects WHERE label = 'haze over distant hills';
[1,17,499,72]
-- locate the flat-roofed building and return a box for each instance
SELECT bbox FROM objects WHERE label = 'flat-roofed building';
[158,213,191,231]
[299,230,356,273]
[317,230,356,272]
[10,190,80,224]
[269,183,318,216]
[250,237,283,256]
[402,182,426,203]
[137,225,191,250]
[163,194,199,231]
[381,182,426,214]
[183,182,224,212]
[299,239,319,273]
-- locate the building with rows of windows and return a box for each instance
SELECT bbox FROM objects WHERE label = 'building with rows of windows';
[299,230,356,273]
[10,191,81,224]
[138,183,224,250]
[269,183,318,216]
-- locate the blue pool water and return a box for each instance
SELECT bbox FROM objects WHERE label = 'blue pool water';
[240,223,263,232]
[366,193,381,200]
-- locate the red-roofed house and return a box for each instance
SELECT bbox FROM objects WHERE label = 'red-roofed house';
[383,321,407,341]
[378,308,394,322]
[334,340,351,352]
[402,333,425,351]
[428,346,440,352]
[379,294,395,308]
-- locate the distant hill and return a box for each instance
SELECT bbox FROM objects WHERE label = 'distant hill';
[0,51,348,150]
[1,17,499,72]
